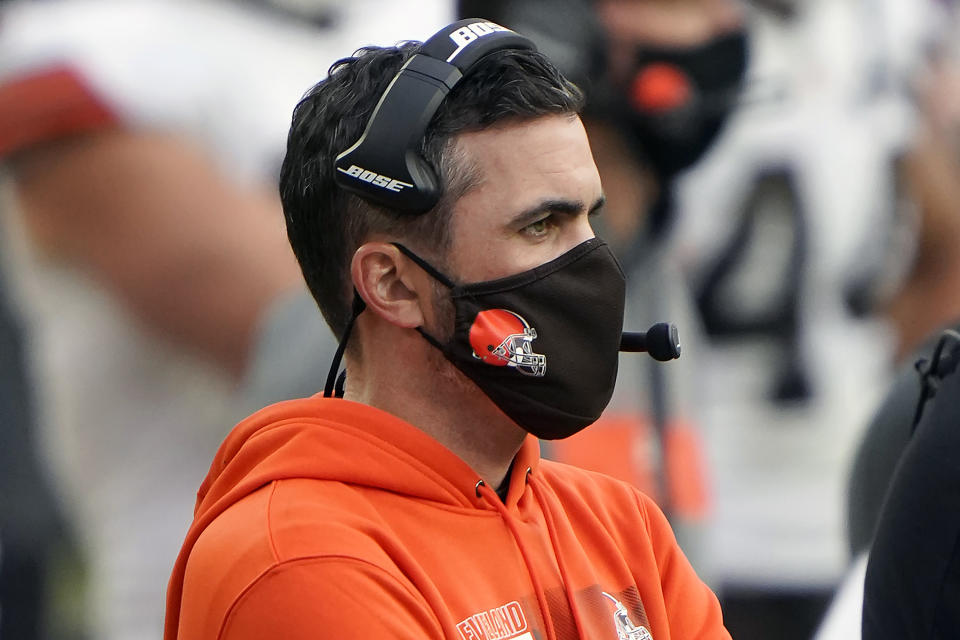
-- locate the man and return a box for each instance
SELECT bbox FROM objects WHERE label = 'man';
[165,19,728,640]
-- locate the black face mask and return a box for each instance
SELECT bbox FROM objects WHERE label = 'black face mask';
[394,238,626,440]
[616,30,749,179]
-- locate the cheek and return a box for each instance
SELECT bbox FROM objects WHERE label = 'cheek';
[456,243,531,282]
[446,210,512,281]
[447,234,495,281]
[447,233,538,282]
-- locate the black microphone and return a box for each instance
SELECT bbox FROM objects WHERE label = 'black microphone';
[620,323,681,361]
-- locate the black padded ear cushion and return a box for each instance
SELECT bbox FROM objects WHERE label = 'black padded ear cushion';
[334,54,461,213]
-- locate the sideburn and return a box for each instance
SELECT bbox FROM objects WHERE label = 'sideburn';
[427,276,456,343]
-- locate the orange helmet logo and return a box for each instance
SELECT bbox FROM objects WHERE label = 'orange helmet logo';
[468,309,546,377]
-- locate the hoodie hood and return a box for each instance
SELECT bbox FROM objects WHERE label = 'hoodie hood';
[164,397,541,639]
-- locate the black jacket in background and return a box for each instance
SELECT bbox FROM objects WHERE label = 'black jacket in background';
[862,332,960,639]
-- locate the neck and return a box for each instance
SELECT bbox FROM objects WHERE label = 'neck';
[343,331,527,490]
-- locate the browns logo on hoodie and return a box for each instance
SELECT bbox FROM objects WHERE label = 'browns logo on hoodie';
[165,397,729,640]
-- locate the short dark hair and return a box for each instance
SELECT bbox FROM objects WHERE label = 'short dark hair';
[280,41,584,335]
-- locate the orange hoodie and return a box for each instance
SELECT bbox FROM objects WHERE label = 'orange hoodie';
[165,397,729,640]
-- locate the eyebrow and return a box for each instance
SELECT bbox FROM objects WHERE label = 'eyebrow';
[508,194,607,229]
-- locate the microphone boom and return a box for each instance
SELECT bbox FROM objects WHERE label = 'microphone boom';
[620,323,681,361]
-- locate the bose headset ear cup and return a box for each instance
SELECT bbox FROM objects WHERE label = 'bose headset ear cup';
[334,53,461,213]
[333,19,536,215]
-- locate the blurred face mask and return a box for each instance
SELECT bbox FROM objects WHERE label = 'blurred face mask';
[394,238,626,440]
[617,30,749,178]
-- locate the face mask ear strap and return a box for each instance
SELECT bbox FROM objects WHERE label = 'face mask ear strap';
[323,291,367,398]
[415,326,446,352]
[392,242,456,289]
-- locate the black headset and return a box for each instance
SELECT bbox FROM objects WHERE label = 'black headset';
[333,18,536,214]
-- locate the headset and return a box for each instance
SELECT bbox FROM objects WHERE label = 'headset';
[333,18,535,214]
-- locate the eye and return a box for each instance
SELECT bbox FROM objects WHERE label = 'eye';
[523,217,552,238]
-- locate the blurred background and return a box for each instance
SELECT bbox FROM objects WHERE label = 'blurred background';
[1,1,958,639]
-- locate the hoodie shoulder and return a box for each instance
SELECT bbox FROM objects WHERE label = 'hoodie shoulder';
[180,476,415,639]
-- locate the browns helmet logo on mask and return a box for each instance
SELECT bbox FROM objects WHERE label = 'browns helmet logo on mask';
[468,309,546,377]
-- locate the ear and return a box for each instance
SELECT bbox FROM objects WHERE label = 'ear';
[351,242,431,329]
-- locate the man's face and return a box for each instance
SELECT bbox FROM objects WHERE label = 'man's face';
[443,114,605,284]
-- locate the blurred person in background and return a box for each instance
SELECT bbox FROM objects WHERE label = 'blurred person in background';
[0,0,451,638]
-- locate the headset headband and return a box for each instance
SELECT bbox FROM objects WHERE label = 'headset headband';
[333,19,536,214]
